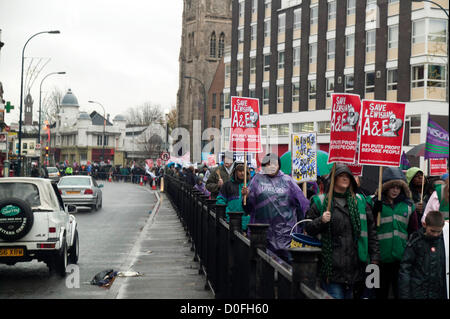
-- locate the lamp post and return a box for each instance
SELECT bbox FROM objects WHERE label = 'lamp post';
[164,109,170,152]
[88,101,106,163]
[17,30,60,176]
[411,0,449,101]
[38,71,65,159]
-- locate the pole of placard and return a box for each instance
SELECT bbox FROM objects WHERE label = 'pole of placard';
[326,163,336,212]
[303,182,307,197]
[377,166,383,227]
[244,152,247,205]
[420,170,425,203]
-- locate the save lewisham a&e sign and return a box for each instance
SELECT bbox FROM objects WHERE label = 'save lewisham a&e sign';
[229,96,262,153]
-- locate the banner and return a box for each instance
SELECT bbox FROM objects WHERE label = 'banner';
[207,154,216,167]
[328,93,362,164]
[425,117,449,159]
[348,164,363,176]
[429,158,448,176]
[145,159,154,169]
[291,133,317,183]
[168,152,190,165]
[229,96,262,153]
[358,100,406,167]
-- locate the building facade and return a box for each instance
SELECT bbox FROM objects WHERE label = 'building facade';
[221,0,448,170]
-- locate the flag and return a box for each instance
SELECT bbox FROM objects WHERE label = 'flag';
[425,116,449,159]
[400,151,410,170]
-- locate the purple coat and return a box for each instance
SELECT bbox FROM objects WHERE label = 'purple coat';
[194,183,211,197]
[243,171,310,259]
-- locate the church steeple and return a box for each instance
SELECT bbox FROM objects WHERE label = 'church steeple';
[24,93,33,125]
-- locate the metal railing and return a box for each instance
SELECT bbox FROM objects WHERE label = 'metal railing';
[165,174,332,299]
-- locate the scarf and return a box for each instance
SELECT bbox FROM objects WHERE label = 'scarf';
[320,190,361,282]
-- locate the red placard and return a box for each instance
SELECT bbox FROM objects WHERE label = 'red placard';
[358,100,406,167]
[229,96,262,153]
[328,93,362,164]
[429,158,448,176]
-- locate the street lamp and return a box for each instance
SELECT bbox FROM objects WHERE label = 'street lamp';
[411,0,449,101]
[164,108,170,152]
[38,71,65,155]
[18,30,60,176]
[88,100,106,163]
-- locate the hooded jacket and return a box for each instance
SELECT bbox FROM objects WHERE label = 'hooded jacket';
[406,167,429,208]
[243,168,310,260]
[206,164,232,199]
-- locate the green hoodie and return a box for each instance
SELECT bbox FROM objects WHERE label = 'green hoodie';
[406,167,423,185]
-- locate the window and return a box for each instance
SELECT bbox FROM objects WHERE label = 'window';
[238,60,243,77]
[412,20,425,44]
[294,9,301,30]
[249,89,256,97]
[328,1,336,20]
[251,24,257,41]
[265,0,271,9]
[97,135,103,146]
[238,28,244,44]
[346,34,355,56]
[412,65,425,88]
[347,0,356,15]
[365,72,375,93]
[428,19,447,43]
[263,88,269,105]
[104,136,108,146]
[239,1,244,17]
[293,122,314,132]
[367,0,377,10]
[310,6,318,25]
[220,93,224,111]
[264,54,271,72]
[318,121,331,134]
[292,82,300,102]
[0,183,41,207]
[23,143,27,149]
[428,65,446,87]
[326,77,335,97]
[224,93,231,109]
[218,33,225,57]
[293,46,300,66]
[210,32,216,57]
[277,86,284,104]
[272,124,289,136]
[278,13,286,33]
[212,116,216,128]
[264,20,271,38]
[29,142,34,150]
[409,115,421,145]
[387,69,398,90]
[250,57,256,74]
[252,0,257,13]
[225,64,231,80]
[212,93,217,109]
[345,74,354,92]
[309,80,316,99]
[366,30,376,53]
[278,51,285,69]
[388,25,398,49]
[327,39,335,60]
[389,0,399,3]
[309,43,317,64]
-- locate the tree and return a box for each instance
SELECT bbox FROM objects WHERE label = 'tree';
[42,86,64,125]
[125,102,163,126]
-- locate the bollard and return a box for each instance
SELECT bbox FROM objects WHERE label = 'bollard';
[287,247,322,296]
[215,204,227,221]
[248,224,269,299]
[227,211,243,234]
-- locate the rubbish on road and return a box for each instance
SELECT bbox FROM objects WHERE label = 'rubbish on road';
[146,250,153,254]
[90,269,118,288]
[117,271,143,277]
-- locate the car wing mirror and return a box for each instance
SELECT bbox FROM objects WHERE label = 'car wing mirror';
[98,184,104,188]
[66,205,77,213]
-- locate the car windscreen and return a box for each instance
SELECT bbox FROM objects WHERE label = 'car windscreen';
[0,183,41,207]
[47,167,58,173]
[59,177,91,186]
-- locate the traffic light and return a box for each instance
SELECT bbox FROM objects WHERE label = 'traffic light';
[45,146,49,158]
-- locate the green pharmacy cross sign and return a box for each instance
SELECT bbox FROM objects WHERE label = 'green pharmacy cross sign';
[5,101,14,113]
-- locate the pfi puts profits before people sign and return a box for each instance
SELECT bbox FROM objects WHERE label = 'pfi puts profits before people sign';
[358,100,406,167]
[328,93,362,164]
[229,96,262,153]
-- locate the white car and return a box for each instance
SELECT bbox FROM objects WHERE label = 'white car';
[0,177,79,277]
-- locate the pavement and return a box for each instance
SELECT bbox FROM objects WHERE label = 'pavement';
[111,188,213,299]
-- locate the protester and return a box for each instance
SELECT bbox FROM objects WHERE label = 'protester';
[406,167,429,224]
[305,163,379,299]
[65,166,73,175]
[184,166,197,187]
[241,153,310,262]
[216,162,250,232]
[422,173,449,224]
[398,210,448,299]
[193,174,211,197]
[372,167,418,299]
[206,151,234,199]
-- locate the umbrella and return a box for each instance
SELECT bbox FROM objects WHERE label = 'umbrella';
[400,151,411,170]
[317,150,333,176]
[406,143,425,157]
[280,151,292,175]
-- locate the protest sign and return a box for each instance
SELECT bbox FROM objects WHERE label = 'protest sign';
[425,117,449,159]
[328,93,362,164]
[429,158,448,176]
[229,96,262,153]
[291,132,317,183]
[358,100,406,167]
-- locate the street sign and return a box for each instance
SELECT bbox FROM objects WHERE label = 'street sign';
[35,143,41,150]
[160,152,170,161]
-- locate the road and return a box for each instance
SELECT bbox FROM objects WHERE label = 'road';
[0,181,157,299]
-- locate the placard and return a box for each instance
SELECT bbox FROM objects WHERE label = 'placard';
[358,100,406,167]
[229,96,262,153]
[291,132,317,183]
[429,158,448,176]
[328,93,362,164]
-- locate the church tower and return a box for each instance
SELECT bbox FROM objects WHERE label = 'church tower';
[177,0,232,160]
[24,93,33,125]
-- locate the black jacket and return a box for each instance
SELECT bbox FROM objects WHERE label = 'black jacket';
[398,228,447,299]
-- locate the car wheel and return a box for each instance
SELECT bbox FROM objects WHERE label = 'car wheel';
[68,229,79,264]
[99,198,102,209]
[0,198,34,241]
[54,239,68,277]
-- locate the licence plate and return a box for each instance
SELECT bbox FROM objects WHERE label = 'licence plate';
[66,191,80,195]
[0,248,24,257]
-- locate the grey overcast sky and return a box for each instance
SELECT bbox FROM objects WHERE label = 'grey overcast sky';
[0,0,183,123]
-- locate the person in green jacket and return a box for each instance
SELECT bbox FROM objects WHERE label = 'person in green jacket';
[216,162,250,232]
[206,151,234,199]
[65,166,73,175]
[406,167,429,224]
[372,167,418,299]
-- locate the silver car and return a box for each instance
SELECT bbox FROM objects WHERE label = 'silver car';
[58,176,103,211]
[46,167,60,182]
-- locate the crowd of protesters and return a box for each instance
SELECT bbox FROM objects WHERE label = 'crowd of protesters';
[169,151,449,300]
